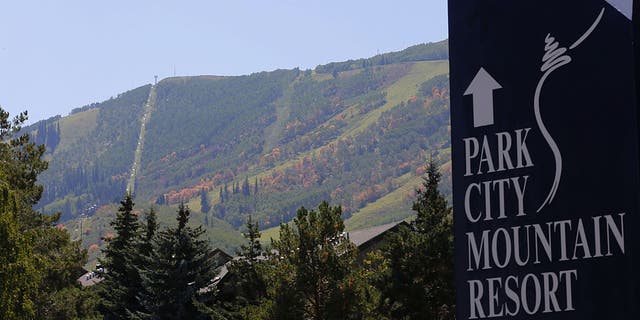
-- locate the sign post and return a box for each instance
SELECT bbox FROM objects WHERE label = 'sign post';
[449,1,639,319]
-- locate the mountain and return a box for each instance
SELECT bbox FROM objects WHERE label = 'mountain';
[27,40,451,256]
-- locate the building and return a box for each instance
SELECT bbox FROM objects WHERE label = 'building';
[347,220,408,260]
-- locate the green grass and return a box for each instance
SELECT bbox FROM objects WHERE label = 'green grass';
[340,60,449,139]
[259,224,283,244]
[96,60,450,250]
[311,70,333,82]
[56,108,99,153]
[186,196,202,212]
[260,174,424,241]
[344,158,452,231]
[248,61,450,184]
[263,74,303,152]
[344,173,422,231]
[246,61,451,237]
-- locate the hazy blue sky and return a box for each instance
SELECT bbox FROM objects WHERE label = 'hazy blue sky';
[0,1,448,123]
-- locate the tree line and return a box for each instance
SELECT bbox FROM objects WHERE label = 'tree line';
[0,107,100,319]
[1,106,454,319]
[34,84,151,222]
[93,158,454,319]
[97,195,219,319]
[34,118,61,153]
[218,158,455,319]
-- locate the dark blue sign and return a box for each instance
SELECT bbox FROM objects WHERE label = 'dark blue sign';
[449,1,639,319]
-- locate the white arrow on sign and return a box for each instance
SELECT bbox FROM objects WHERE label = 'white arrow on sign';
[605,0,632,20]
[464,68,502,128]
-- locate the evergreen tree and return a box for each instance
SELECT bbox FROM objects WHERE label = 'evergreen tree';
[35,121,46,146]
[219,187,224,204]
[141,207,158,257]
[242,177,251,196]
[262,202,368,319]
[200,188,211,213]
[0,184,38,319]
[141,203,220,319]
[155,195,162,205]
[378,158,454,319]
[34,221,90,318]
[240,216,262,264]
[99,193,144,319]
[0,112,41,318]
[55,122,61,149]
[1,110,48,212]
[254,178,258,196]
[44,122,61,152]
[135,207,158,319]
[229,216,266,306]
[0,107,97,319]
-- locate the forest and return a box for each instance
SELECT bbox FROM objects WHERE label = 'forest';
[0,39,459,319]
[19,40,451,258]
[0,106,454,318]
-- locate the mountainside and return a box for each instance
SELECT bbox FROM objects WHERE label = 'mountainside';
[28,40,451,255]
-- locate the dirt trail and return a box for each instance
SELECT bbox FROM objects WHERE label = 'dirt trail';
[127,85,156,194]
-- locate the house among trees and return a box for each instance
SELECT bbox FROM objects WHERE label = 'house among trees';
[77,250,233,288]
[347,220,408,260]
[212,220,407,294]
[210,248,233,268]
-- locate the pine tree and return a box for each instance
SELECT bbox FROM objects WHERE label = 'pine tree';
[1,107,96,319]
[254,177,259,195]
[55,122,61,149]
[200,188,211,213]
[242,177,251,196]
[229,216,266,306]
[240,216,262,263]
[141,203,219,319]
[1,110,48,212]
[0,184,38,319]
[379,158,454,319]
[99,193,144,319]
[141,207,158,256]
[35,121,46,146]
[233,182,239,195]
[43,122,61,152]
[156,194,165,205]
[134,207,158,319]
[265,202,366,319]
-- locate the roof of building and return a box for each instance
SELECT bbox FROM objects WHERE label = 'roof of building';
[204,222,407,292]
[347,220,406,248]
[77,248,233,288]
[211,248,233,263]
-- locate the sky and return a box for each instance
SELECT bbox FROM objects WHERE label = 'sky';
[0,1,448,123]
